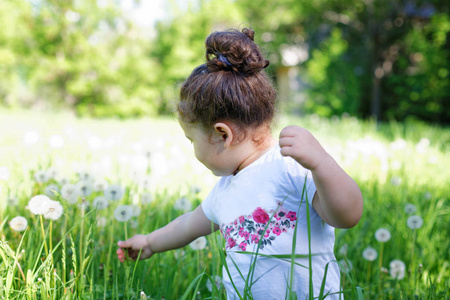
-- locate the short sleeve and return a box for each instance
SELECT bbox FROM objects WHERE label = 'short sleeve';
[286,159,317,206]
[201,182,220,225]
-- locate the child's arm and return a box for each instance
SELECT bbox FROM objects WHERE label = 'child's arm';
[279,125,363,229]
[117,204,218,262]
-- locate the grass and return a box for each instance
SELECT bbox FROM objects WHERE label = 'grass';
[0,109,449,299]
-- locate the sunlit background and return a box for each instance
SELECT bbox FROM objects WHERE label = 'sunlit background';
[0,0,449,299]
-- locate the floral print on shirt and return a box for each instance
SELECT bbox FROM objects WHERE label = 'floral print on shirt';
[220,204,297,251]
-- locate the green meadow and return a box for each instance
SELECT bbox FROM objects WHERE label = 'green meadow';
[0,110,449,299]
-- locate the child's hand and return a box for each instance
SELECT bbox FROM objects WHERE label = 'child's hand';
[279,125,328,171]
[117,234,154,263]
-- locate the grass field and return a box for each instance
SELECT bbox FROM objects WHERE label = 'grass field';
[0,109,449,299]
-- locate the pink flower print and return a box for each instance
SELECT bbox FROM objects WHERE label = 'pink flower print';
[251,234,260,244]
[227,238,236,249]
[273,227,282,236]
[286,211,297,221]
[238,227,245,237]
[252,207,270,224]
[277,211,286,220]
[226,227,232,235]
[243,231,250,240]
[264,229,270,238]
[238,216,245,224]
[239,242,247,251]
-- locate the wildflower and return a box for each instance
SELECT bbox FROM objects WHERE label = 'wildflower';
[362,247,378,261]
[27,195,52,215]
[390,177,402,186]
[190,185,202,194]
[404,203,416,214]
[140,291,147,299]
[44,200,64,220]
[97,216,107,227]
[75,180,93,197]
[61,184,78,204]
[338,243,348,257]
[0,166,10,180]
[407,215,423,229]
[114,205,133,222]
[206,275,222,292]
[23,131,39,145]
[104,184,124,201]
[252,207,270,224]
[34,170,49,183]
[9,216,28,232]
[189,236,207,250]
[375,228,391,242]
[45,184,60,197]
[92,196,109,210]
[174,196,192,212]
[140,192,153,204]
[389,259,406,279]
[339,259,353,273]
[93,179,108,192]
[49,135,64,148]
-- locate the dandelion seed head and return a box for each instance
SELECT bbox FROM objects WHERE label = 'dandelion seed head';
[93,179,108,192]
[27,195,52,215]
[404,203,416,214]
[61,184,78,204]
[44,200,64,220]
[174,196,192,212]
[93,196,109,210]
[130,204,141,217]
[389,259,406,279]
[140,192,153,204]
[77,171,94,182]
[49,135,64,148]
[339,259,353,273]
[104,184,124,201]
[45,167,59,180]
[407,215,423,229]
[34,170,49,183]
[97,216,107,227]
[206,275,222,292]
[7,196,19,207]
[114,205,133,222]
[9,216,28,232]
[338,243,348,257]
[390,176,402,186]
[189,236,207,250]
[75,180,93,197]
[45,184,60,197]
[190,185,202,194]
[375,228,391,242]
[362,247,378,261]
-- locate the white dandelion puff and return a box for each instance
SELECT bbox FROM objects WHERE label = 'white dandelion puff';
[10,216,28,232]
[189,236,207,250]
[362,247,378,261]
[7,196,19,207]
[140,291,147,299]
[23,131,40,145]
[114,205,133,222]
[130,204,141,217]
[375,228,391,242]
[138,175,151,190]
[338,243,348,257]
[190,185,202,194]
[77,171,94,182]
[93,179,108,192]
[140,192,153,205]
[104,184,124,201]
[34,170,49,183]
[404,203,417,214]
[390,177,402,186]
[97,216,107,227]
[45,167,59,181]
[75,180,93,198]
[206,275,222,292]
[339,259,353,274]
[44,200,64,220]
[61,184,78,204]
[49,135,64,148]
[92,196,109,210]
[174,196,192,212]
[407,215,423,229]
[27,195,52,215]
[45,184,60,197]
[389,259,406,279]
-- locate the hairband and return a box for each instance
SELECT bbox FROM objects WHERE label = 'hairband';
[217,53,232,67]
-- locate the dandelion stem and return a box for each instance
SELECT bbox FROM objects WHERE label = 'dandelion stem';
[40,215,49,256]
[378,243,384,296]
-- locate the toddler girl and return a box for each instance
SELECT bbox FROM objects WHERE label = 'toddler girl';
[117,28,363,299]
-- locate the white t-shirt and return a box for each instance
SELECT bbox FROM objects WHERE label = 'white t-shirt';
[202,145,341,300]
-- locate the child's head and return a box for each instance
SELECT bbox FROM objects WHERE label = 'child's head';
[178,28,276,141]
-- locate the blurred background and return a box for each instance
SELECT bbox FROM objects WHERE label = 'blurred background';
[1,0,448,123]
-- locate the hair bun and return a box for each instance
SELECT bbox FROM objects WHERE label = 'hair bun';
[205,28,269,76]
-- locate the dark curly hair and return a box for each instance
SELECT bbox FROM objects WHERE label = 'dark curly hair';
[178,28,277,136]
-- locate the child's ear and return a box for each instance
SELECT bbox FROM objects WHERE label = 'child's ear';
[214,122,234,148]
